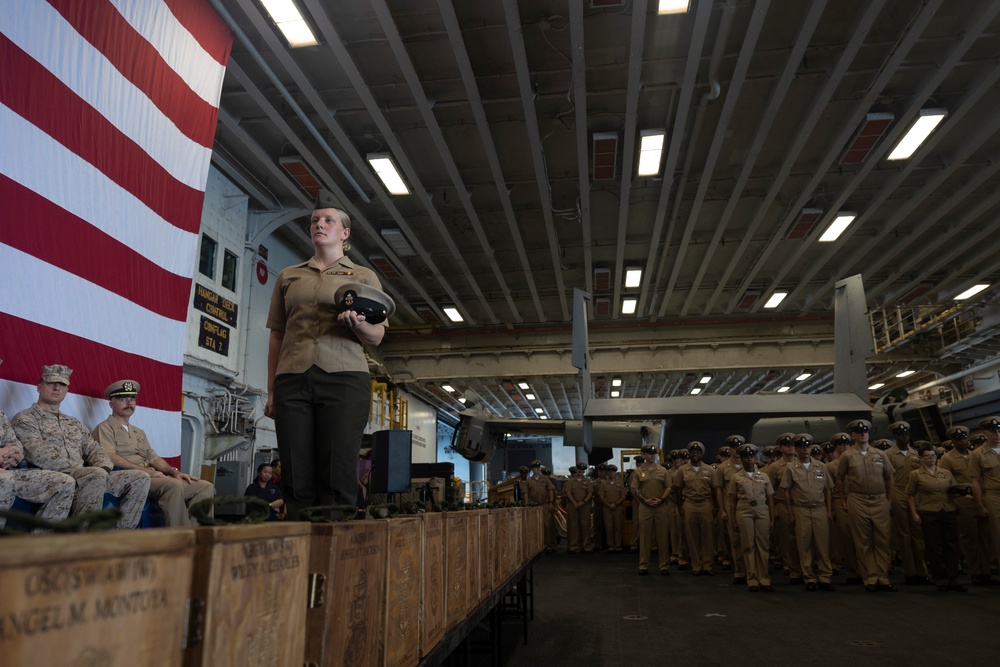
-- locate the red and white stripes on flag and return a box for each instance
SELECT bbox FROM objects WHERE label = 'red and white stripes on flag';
[0,0,233,463]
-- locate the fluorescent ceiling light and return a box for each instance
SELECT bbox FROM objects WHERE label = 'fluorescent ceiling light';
[459,397,466,403]
[518,381,530,390]
[540,415,549,419]
[367,154,410,195]
[955,284,989,300]
[763,292,787,309]
[622,298,637,314]
[795,373,812,381]
[699,375,711,384]
[442,384,455,393]
[525,394,536,401]
[534,407,544,414]
[612,378,623,387]
[887,109,947,160]
[818,213,857,242]
[868,383,885,391]
[777,386,790,393]
[260,0,318,47]
[896,370,916,378]
[637,131,665,176]
[443,307,463,322]
[625,268,643,288]
[611,390,620,398]
[658,0,690,14]
[690,387,702,395]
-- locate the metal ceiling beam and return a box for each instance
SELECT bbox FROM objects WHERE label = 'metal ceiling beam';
[501,0,569,322]
[370,0,522,324]
[567,0,593,305]
[686,0,827,315]
[713,0,891,314]
[773,2,1000,312]
[302,0,490,326]
[436,0,545,322]
[660,0,769,317]
[639,0,714,318]
[610,0,648,318]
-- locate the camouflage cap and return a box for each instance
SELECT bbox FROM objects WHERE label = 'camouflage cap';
[41,364,72,385]
[105,379,140,399]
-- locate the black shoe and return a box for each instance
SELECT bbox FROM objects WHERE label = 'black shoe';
[865,584,878,592]
[947,584,968,592]
[677,563,689,570]
[748,585,760,592]
[789,577,805,585]
[845,577,862,585]
[805,582,817,591]
[733,577,747,585]
[722,562,733,570]
[937,584,949,592]
[761,585,774,592]
[660,569,670,576]
[906,576,933,585]
[878,584,898,592]
[819,583,836,592]
[669,559,679,566]
[638,568,649,576]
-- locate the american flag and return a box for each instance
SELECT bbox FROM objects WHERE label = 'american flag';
[0,0,233,464]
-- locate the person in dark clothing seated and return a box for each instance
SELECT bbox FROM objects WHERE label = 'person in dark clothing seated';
[245,463,285,520]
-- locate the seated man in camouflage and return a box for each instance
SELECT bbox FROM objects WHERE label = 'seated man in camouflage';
[12,364,150,529]
[92,379,214,527]
[1,405,75,532]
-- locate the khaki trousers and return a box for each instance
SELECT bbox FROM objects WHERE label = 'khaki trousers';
[832,496,858,579]
[637,502,670,571]
[667,501,685,562]
[543,502,557,549]
[774,500,801,577]
[847,494,892,585]
[954,496,990,576]
[735,506,771,587]
[603,504,625,550]
[890,496,928,577]
[792,505,832,583]
[683,499,715,573]
[148,476,215,527]
[567,501,592,552]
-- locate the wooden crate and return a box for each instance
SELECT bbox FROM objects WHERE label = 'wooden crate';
[444,512,470,629]
[186,523,311,667]
[305,520,388,667]
[419,512,445,658]
[472,509,491,602]
[512,508,524,572]
[382,517,421,667]
[0,529,194,667]
[490,509,505,590]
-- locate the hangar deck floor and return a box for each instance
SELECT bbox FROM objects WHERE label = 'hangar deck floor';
[465,549,994,667]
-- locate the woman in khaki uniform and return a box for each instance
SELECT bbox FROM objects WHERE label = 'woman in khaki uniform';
[907,443,966,591]
[728,444,775,591]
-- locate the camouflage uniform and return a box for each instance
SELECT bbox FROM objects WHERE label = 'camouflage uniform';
[12,404,150,529]
[1,409,75,531]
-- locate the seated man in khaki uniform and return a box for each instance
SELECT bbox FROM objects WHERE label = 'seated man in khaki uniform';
[13,364,150,529]
[92,379,214,527]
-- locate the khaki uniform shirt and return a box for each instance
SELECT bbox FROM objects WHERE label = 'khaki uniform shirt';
[826,460,842,499]
[563,477,593,503]
[968,447,1000,493]
[712,459,746,493]
[92,417,158,467]
[630,463,670,504]
[674,464,714,502]
[600,476,627,505]
[12,404,112,471]
[780,459,832,505]
[836,445,894,495]
[905,466,956,512]
[728,469,773,513]
[526,475,554,503]
[939,449,973,485]
[266,256,382,376]
[765,458,792,502]
[886,445,920,495]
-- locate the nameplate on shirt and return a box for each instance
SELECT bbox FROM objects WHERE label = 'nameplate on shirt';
[326,270,355,276]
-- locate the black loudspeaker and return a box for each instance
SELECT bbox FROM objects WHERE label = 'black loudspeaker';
[371,430,412,494]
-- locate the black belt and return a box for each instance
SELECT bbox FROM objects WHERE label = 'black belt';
[850,493,885,500]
